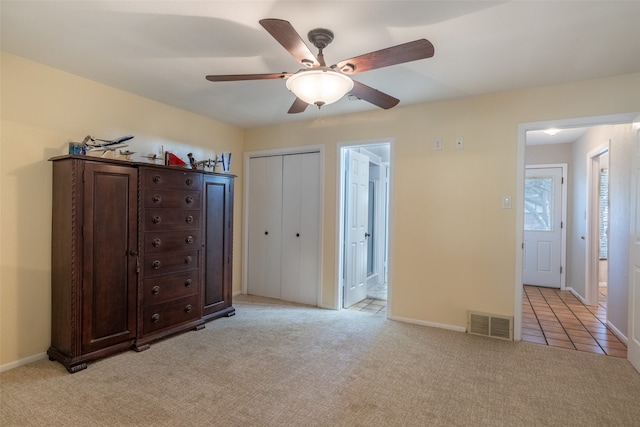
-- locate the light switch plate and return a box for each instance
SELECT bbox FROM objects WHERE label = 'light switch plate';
[455,137,464,149]
[434,138,442,151]
[502,195,512,209]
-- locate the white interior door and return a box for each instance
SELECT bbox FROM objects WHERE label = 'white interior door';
[628,126,640,372]
[523,166,564,287]
[247,156,283,299]
[281,153,320,305]
[344,149,369,307]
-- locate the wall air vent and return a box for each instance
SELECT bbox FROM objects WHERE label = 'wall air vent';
[467,311,513,341]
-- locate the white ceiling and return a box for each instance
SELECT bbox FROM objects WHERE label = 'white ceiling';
[2,1,639,130]
[526,127,590,145]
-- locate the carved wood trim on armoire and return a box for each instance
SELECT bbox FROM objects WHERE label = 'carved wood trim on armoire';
[47,155,235,373]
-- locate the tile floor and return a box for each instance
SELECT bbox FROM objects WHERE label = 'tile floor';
[522,285,627,358]
[347,298,387,315]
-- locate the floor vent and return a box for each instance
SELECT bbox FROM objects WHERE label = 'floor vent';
[467,311,513,341]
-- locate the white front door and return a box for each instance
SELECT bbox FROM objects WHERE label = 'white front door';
[628,125,640,373]
[344,149,369,307]
[523,166,565,287]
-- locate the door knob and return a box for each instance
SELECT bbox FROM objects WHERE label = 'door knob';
[365,232,371,238]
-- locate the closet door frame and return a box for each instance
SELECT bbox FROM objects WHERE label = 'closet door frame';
[242,146,324,304]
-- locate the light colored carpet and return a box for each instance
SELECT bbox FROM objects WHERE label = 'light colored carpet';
[2,295,639,426]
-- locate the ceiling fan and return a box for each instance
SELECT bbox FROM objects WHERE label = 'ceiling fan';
[205,19,435,114]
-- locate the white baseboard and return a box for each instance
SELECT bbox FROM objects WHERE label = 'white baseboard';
[566,287,587,304]
[0,352,48,373]
[606,321,628,345]
[389,315,467,333]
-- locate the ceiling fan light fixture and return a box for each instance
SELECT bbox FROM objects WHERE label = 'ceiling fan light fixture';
[286,69,354,108]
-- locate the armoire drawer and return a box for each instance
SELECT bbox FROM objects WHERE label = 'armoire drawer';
[141,169,202,191]
[143,230,201,254]
[143,250,200,277]
[143,209,201,230]
[142,271,199,307]
[142,189,201,209]
[142,295,200,334]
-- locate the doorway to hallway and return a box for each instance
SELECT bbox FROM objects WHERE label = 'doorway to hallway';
[516,114,639,372]
[338,142,391,310]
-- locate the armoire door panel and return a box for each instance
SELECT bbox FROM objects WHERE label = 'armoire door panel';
[202,174,234,319]
[81,162,137,353]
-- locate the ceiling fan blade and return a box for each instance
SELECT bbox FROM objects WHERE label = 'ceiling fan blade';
[349,80,399,110]
[259,19,319,66]
[336,39,434,74]
[206,73,291,82]
[288,97,309,114]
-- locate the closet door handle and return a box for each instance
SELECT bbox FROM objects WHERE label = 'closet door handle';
[264,231,269,235]
[296,233,300,237]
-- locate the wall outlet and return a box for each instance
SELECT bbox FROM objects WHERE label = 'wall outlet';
[455,137,464,150]
[434,138,442,151]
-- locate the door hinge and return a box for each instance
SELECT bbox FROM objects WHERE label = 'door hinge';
[560,266,563,274]
[561,221,563,229]
[561,177,564,184]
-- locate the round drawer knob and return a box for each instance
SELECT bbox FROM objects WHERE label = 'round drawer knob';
[184,304,193,313]
[185,215,194,224]
[185,256,193,265]
[151,313,160,323]
[152,216,161,225]
[151,285,160,295]
[184,279,193,287]
[152,260,162,270]
[152,195,161,204]
[185,235,193,244]
[153,175,162,184]
[185,178,193,186]
[185,196,194,204]
[152,238,161,247]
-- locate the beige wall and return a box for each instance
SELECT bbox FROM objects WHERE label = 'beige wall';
[0,52,244,367]
[2,48,640,369]
[525,142,572,165]
[245,73,640,329]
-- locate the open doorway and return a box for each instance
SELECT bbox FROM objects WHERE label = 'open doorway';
[337,142,391,314]
[517,115,638,361]
[587,145,609,309]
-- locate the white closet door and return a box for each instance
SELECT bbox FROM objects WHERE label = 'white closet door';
[281,153,321,305]
[247,156,283,299]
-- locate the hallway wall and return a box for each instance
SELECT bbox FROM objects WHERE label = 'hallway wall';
[568,124,634,338]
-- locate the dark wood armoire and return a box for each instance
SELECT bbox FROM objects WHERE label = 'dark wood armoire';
[47,156,234,373]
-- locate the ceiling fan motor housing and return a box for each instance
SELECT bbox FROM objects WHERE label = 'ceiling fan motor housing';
[308,28,334,49]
